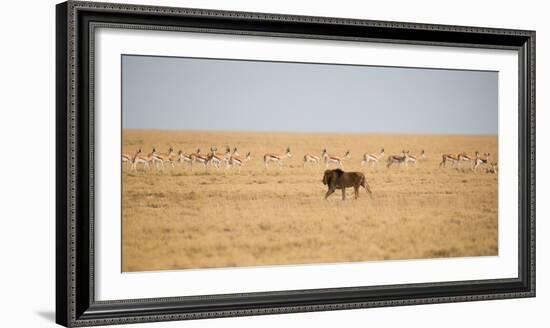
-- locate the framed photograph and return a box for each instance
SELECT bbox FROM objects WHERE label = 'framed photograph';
[56,1,535,326]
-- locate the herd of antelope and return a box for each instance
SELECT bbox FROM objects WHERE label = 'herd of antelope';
[123,146,251,172]
[123,146,497,174]
[439,151,497,173]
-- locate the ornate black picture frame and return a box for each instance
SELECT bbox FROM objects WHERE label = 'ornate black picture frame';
[56,1,535,326]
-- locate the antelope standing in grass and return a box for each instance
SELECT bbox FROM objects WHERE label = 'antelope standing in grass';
[403,150,419,167]
[386,150,407,168]
[485,162,498,174]
[149,148,166,170]
[303,152,321,167]
[361,148,385,168]
[457,152,474,170]
[263,147,292,169]
[220,146,232,168]
[190,148,209,171]
[130,149,153,172]
[439,153,459,168]
[156,147,176,168]
[221,147,240,168]
[229,152,251,172]
[322,149,351,168]
[122,152,132,169]
[486,162,498,174]
[419,150,427,161]
[473,152,491,172]
[177,150,193,170]
[207,147,224,169]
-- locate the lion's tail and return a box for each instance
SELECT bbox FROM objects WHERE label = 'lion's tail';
[361,176,373,198]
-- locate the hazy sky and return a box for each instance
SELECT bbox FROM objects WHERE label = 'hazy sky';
[122,55,498,135]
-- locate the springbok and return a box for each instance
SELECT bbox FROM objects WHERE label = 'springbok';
[130,149,153,172]
[177,150,193,170]
[263,147,292,169]
[303,152,321,167]
[419,150,426,161]
[322,149,351,168]
[229,152,251,172]
[457,152,474,169]
[386,150,407,168]
[220,146,232,168]
[190,148,209,171]
[473,151,491,172]
[439,153,459,168]
[486,162,498,174]
[403,150,419,167]
[361,148,385,168]
[148,148,165,170]
[207,147,224,169]
[156,147,176,168]
[122,152,132,169]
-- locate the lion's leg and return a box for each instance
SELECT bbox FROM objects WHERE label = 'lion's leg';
[325,188,335,199]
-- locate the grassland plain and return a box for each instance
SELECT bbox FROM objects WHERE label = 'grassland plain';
[122,130,498,272]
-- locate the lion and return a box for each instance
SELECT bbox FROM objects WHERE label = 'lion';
[322,168,372,200]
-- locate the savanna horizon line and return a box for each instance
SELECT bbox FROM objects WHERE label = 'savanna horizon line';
[122,128,498,137]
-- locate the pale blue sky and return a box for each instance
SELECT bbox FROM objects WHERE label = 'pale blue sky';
[122,55,498,135]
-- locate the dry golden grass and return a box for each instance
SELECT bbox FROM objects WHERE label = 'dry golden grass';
[122,130,498,272]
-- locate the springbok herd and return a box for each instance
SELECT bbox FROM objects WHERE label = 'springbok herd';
[123,146,498,174]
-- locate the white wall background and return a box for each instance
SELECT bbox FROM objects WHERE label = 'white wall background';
[0,0,545,327]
